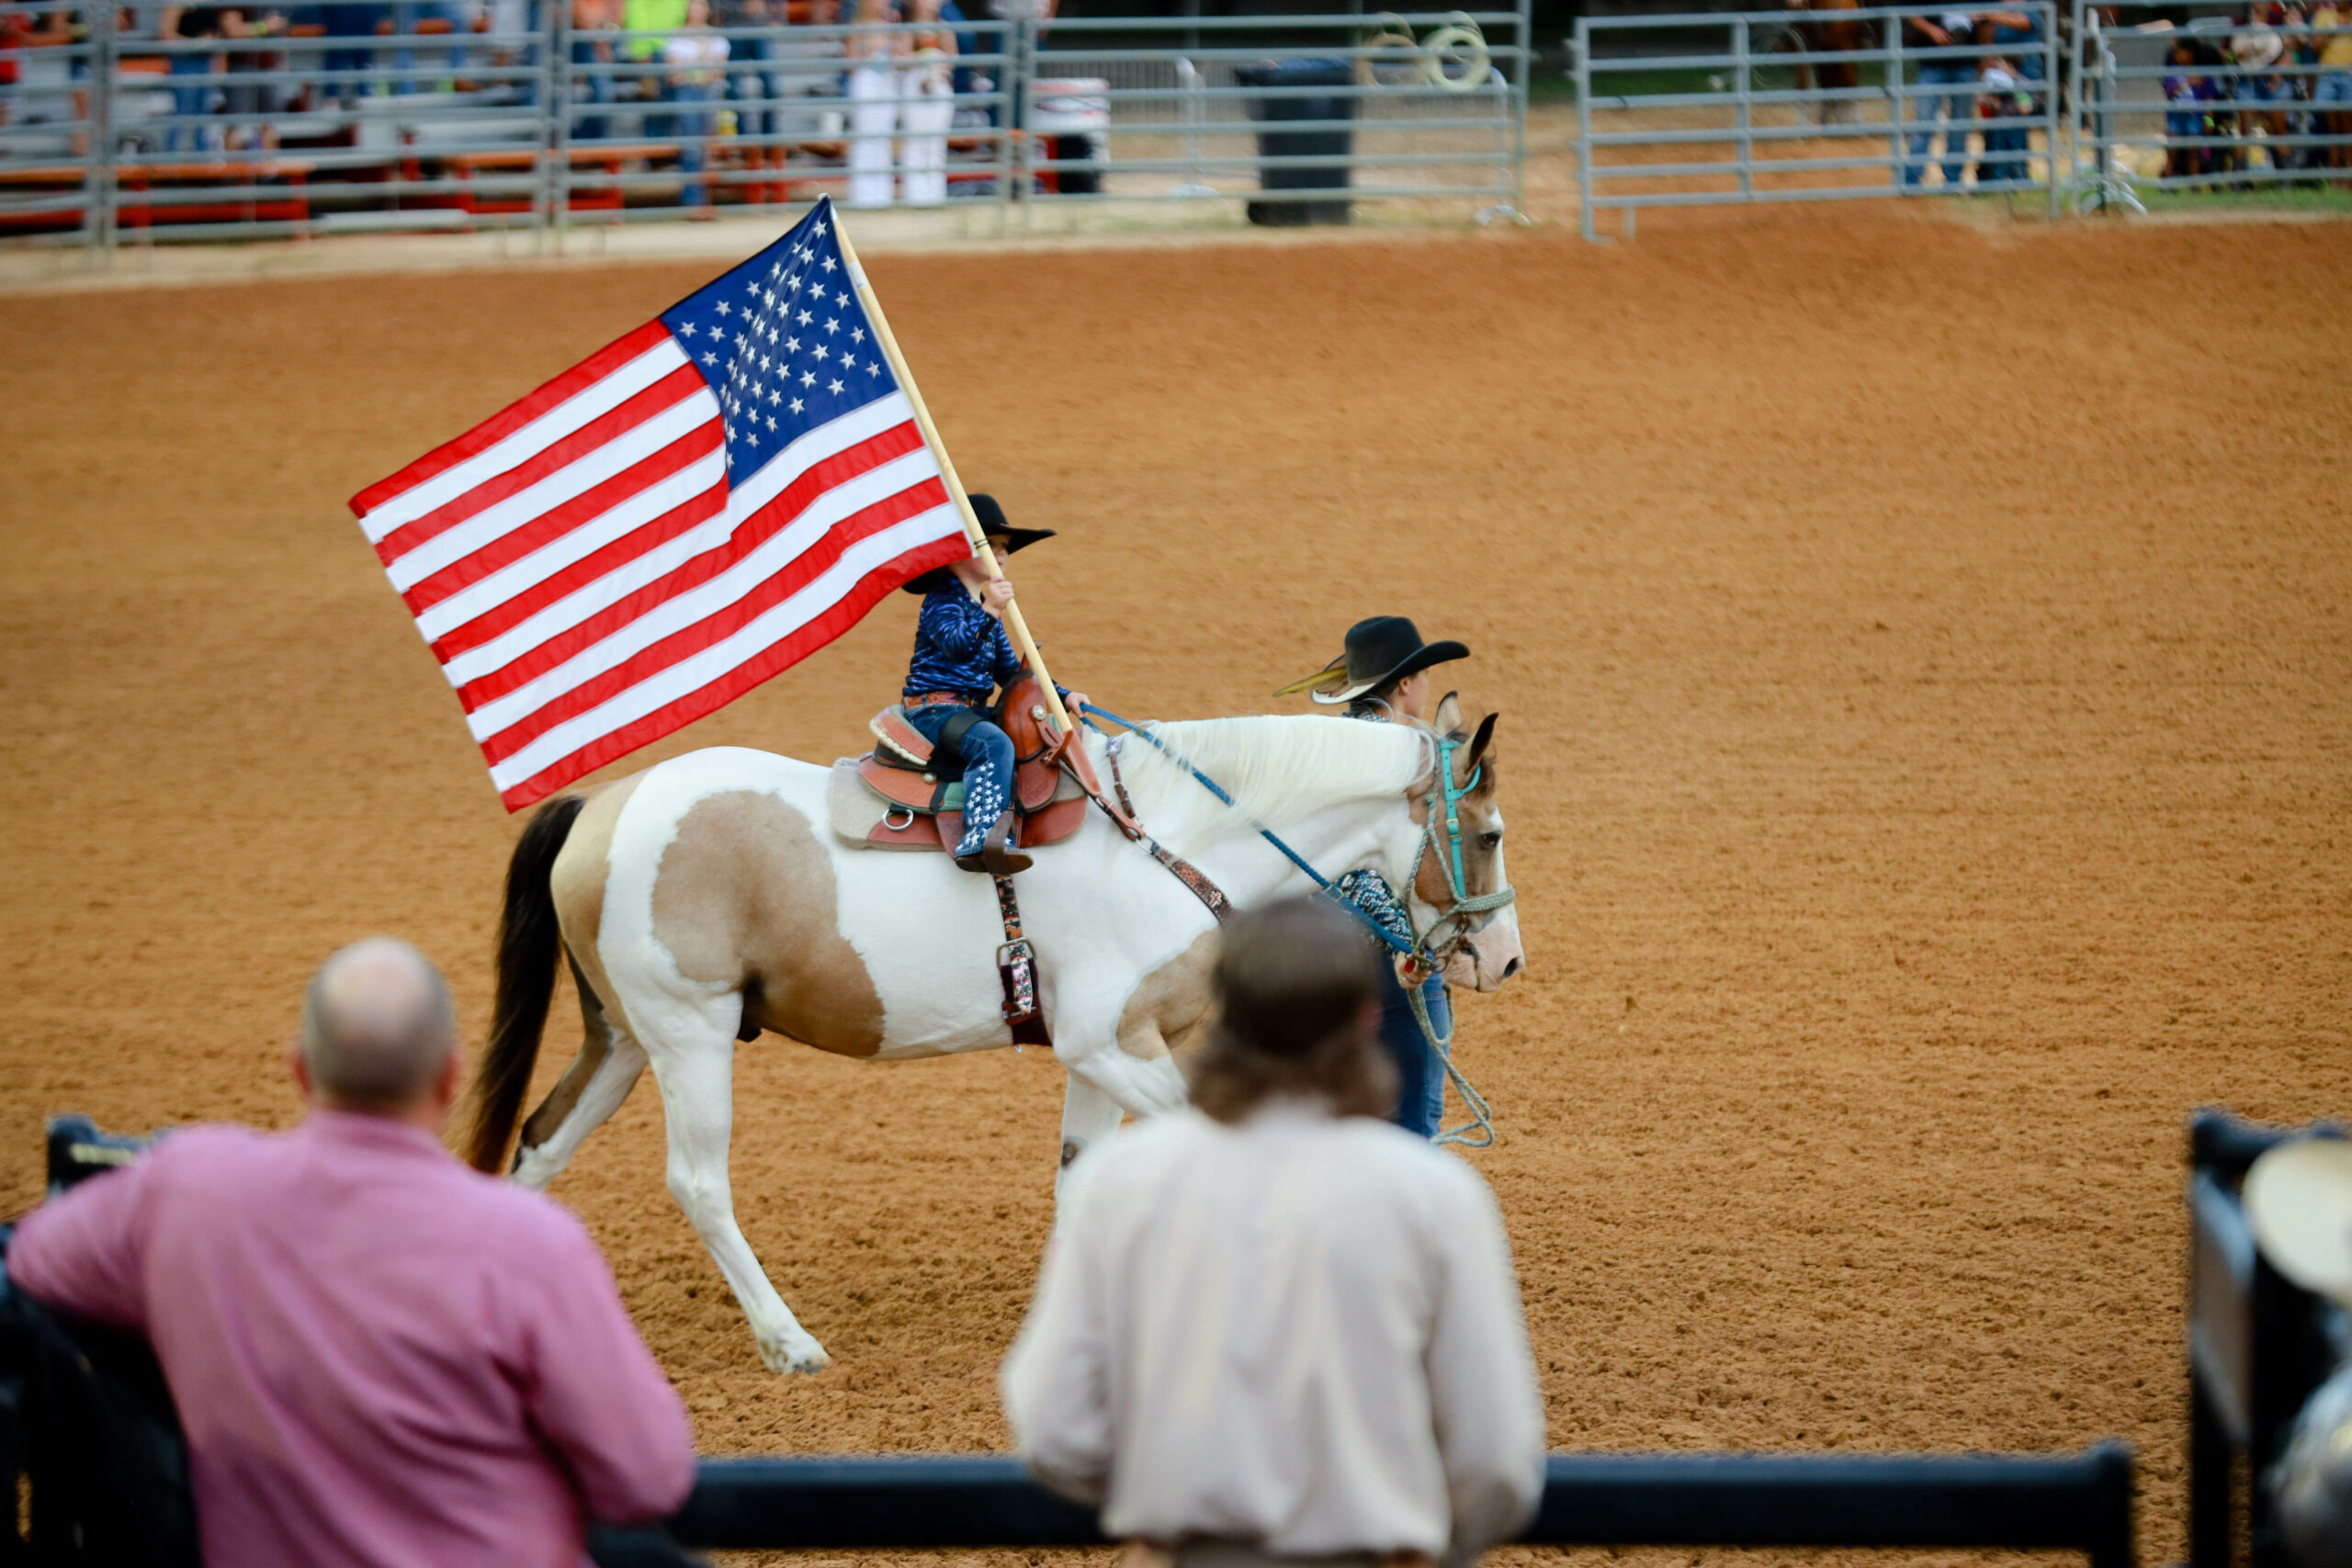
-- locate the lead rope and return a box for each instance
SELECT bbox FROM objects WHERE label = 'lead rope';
[1077,703,1498,1148]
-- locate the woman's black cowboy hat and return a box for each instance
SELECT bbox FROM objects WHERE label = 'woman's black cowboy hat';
[1273,615,1469,705]
[901,493,1057,594]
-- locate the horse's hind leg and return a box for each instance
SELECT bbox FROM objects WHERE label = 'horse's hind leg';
[514,967,647,1190]
[640,995,831,1374]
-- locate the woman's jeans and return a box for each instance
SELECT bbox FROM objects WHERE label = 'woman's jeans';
[1905,62,1974,187]
[1375,960,1450,1138]
[903,702,1015,856]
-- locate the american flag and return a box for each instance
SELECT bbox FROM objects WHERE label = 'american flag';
[349,197,970,812]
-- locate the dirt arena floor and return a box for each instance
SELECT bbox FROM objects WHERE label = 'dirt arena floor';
[4,213,2349,1567]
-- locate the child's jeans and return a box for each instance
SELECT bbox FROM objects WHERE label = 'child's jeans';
[904,703,1016,854]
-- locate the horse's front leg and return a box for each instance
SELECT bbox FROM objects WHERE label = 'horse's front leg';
[1057,1074,1128,1198]
[1047,933,1217,1182]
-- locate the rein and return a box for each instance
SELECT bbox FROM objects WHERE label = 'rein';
[1074,703,1515,1148]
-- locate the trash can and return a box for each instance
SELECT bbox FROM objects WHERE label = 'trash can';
[1234,59,1354,226]
[1027,76,1109,196]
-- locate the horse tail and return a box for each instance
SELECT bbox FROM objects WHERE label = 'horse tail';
[462,792,587,1173]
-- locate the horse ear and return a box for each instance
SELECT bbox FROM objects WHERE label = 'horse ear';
[1432,691,1462,735]
[1460,712,1498,784]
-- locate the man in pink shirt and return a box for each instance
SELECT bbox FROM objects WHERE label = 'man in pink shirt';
[9,937,697,1568]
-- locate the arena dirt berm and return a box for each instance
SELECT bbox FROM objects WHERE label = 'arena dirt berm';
[3,212,2347,1568]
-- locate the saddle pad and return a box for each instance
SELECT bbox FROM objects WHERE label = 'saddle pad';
[869,705,934,768]
[830,758,939,850]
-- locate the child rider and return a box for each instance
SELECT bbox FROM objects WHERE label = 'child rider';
[899,493,1085,876]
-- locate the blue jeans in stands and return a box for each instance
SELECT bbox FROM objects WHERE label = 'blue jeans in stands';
[729,32,775,140]
[1905,62,1974,187]
[1376,960,1450,1138]
[571,39,615,139]
[903,701,1015,859]
[1978,120,2030,186]
[165,51,219,152]
[672,81,718,204]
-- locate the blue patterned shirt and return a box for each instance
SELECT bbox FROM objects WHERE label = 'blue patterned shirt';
[904,586,1024,702]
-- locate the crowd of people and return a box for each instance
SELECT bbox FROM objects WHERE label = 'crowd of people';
[1898,6,2053,189]
[0,0,1038,201]
[2156,3,2352,180]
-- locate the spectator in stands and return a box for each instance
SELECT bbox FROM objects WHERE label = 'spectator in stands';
[572,0,620,138]
[1000,897,1547,1568]
[2164,34,2222,178]
[627,0,687,128]
[1973,5,2041,186]
[715,0,775,170]
[898,0,953,204]
[319,0,390,107]
[1904,8,1979,187]
[2318,0,2352,177]
[2231,17,2295,174]
[161,4,226,152]
[665,0,728,205]
[6,937,697,1568]
[844,0,899,207]
[218,6,287,151]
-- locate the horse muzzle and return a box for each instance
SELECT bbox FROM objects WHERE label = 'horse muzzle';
[1442,902,1525,993]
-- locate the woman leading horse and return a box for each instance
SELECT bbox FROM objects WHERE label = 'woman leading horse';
[1277,616,1474,1140]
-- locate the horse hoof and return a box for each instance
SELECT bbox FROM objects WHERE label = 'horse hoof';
[761,1335,832,1375]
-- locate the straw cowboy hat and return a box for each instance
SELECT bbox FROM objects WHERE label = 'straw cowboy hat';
[902,492,1055,594]
[1273,616,1469,705]
[2233,25,2285,68]
[2245,1137,2352,1303]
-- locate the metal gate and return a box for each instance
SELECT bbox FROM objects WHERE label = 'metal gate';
[1576,3,2062,241]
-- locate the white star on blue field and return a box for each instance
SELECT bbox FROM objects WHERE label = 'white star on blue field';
[658,197,899,484]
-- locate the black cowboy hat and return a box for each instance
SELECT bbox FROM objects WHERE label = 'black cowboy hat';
[1273,615,1469,705]
[901,493,1057,594]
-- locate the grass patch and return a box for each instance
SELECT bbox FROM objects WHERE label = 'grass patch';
[2127,180,2352,214]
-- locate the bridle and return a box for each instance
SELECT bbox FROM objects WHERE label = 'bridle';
[1396,726,1517,980]
[1076,705,1514,980]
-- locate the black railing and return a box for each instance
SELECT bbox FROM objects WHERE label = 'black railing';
[667,1445,2137,1567]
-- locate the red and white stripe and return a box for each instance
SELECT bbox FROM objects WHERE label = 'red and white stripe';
[351,321,967,811]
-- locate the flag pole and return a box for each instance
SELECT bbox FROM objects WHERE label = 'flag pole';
[831,202,1079,742]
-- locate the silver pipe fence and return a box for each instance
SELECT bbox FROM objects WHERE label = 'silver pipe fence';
[1576,3,2064,241]
[0,3,1529,249]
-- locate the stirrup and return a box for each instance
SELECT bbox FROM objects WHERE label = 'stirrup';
[960,810,1030,875]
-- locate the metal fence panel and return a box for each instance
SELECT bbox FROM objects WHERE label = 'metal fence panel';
[1017,11,1530,222]
[1576,4,2061,242]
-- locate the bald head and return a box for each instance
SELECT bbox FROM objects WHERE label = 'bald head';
[300,939,458,1112]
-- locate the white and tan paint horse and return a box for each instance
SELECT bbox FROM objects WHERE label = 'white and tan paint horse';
[463,698,1522,1372]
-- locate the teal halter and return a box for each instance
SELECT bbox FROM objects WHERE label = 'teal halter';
[1403,728,1514,976]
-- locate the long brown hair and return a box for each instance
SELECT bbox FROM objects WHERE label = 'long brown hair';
[1188,897,1397,1124]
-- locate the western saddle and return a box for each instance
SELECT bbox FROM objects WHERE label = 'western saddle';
[833,674,1090,857]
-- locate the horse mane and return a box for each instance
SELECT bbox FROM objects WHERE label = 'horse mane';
[1101,715,1430,846]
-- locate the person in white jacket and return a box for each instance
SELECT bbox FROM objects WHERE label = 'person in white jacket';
[1000,897,1547,1568]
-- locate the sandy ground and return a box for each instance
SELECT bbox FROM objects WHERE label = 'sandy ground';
[3,215,2349,1566]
